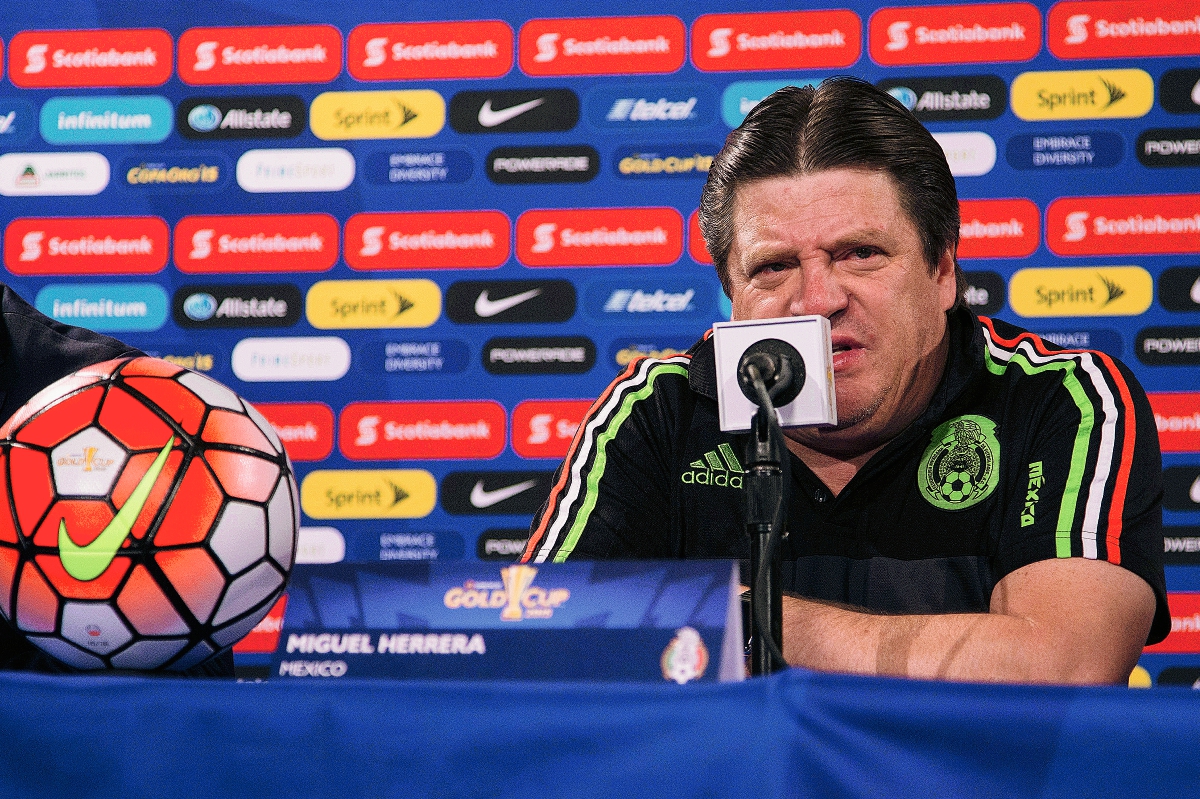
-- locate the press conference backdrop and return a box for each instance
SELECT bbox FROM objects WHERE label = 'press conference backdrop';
[0,0,1198,681]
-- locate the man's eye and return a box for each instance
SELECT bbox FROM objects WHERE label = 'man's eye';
[851,247,876,259]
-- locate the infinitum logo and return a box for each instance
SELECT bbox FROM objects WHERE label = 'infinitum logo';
[9,29,173,88]
[1050,0,1200,58]
[681,444,745,489]
[305,279,442,329]
[5,216,168,275]
[1047,194,1200,255]
[348,21,513,80]
[1009,266,1153,317]
[518,15,686,76]
[1011,69,1153,120]
[340,401,506,460]
[511,400,591,459]
[40,95,173,145]
[300,469,436,519]
[346,211,510,270]
[956,198,1040,258]
[1148,393,1200,453]
[516,207,683,267]
[174,214,339,273]
[692,10,861,71]
[869,3,1042,65]
[35,283,168,332]
[309,91,445,140]
[179,25,343,85]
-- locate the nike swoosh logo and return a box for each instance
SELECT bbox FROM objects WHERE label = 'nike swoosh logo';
[470,479,537,509]
[478,98,545,128]
[475,288,542,318]
[59,437,175,582]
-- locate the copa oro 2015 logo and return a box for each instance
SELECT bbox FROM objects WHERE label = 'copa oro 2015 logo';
[299,469,436,519]
[306,279,441,328]
[309,91,445,140]
[443,565,571,621]
[1011,69,1152,120]
[1009,266,1152,317]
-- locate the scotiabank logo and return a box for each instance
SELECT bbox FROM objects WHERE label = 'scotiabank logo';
[869,3,1042,65]
[10,29,172,88]
[4,216,167,275]
[518,16,685,76]
[1149,393,1200,453]
[178,25,343,85]
[253,402,335,462]
[1047,194,1200,256]
[688,210,712,264]
[511,400,592,459]
[346,211,510,271]
[957,199,1040,259]
[691,11,862,72]
[348,21,513,81]
[1144,593,1200,654]
[1050,0,1200,59]
[516,208,683,267]
[232,595,287,654]
[340,401,506,461]
[174,214,339,273]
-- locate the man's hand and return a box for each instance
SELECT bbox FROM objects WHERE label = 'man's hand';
[775,557,1155,685]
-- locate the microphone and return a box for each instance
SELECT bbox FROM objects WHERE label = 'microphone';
[736,338,805,408]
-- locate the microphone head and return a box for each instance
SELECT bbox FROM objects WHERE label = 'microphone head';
[736,338,805,407]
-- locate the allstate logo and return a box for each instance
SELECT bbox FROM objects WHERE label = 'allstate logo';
[187,104,222,133]
[887,86,918,110]
[182,292,217,321]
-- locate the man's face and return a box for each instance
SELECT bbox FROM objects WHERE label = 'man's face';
[725,168,957,455]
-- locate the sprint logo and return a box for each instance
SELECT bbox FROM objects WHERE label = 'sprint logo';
[681,444,744,488]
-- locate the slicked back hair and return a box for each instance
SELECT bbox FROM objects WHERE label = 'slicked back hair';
[698,77,965,305]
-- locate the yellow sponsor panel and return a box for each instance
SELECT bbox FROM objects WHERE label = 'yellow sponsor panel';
[310,90,445,140]
[301,469,437,519]
[306,279,441,329]
[1010,266,1152,317]
[1011,70,1152,121]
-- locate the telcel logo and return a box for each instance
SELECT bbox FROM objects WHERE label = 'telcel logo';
[444,565,570,621]
[300,469,436,519]
[9,29,173,88]
[518,15,685,76]
[179,25,343,85]
[306,280,441,329]
[346,211,510,270]
[869,3,1042,65]
[348,21,513,80]
[5,216,168,275]
[957,198,1040,259]
[1011,69,1153,120]
[310,91,445,140]
[1046,194,1200,256]
[340,401,507,460]
[516,207,683,267]
[174,214,339,273]
[1050,0,1200,59]
[691,10,861,71]
[511,400,592,459]
[1009,266,1153,317]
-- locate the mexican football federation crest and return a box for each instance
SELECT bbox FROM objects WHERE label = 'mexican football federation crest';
[918,415,1000,510]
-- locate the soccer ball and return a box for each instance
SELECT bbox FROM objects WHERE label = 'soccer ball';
[0,357,297,670]
[940,470,975,503]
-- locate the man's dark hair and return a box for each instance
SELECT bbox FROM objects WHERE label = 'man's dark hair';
[698,77,965,304]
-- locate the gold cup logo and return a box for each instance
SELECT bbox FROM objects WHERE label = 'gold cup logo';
[499,564,538,621]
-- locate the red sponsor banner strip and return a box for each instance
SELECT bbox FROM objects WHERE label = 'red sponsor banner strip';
[344,211,511,271]
[4,216,168,275]
[1049,0,1200,59]
[178,25,343,85]
[511,400,592,459]
[515,207,684,268]
[232,594,287,654]
[688,210,713,265]
[339,401,507,460]
[518,15,686,76]
[1148,393,1200,454]
[173,214,339,274]
[9,29,173,88]
[691,10,863,72]
[348,20,513,81]
[869,3,1042,65]
[957,198,1041,259]
[253,402,335,462]
[1144,593,1200,654]
[1046,193,1200,256]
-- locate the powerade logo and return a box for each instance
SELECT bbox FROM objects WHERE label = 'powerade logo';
[172,283,302,329]
[35,283,168,332]
[1005,131,1123,170]
[178,95,306,140]
[613,144,718,178]
[1136,326,1200,367]
[1137,128,1200,169]
[0,99,37,148]
[483,336,596,376]
[585,280,713,322]
[40,95,173,145]
[585,84,716,128]
[487,145,599,185]
[876,75,1007,122]
[721,79,819,127]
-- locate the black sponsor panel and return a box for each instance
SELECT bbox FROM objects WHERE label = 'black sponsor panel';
[1157,668,1200,688]
[449,89,579,134]
[962,270,1006,315]
[173,284,302,329]
[1160,69,1200,115]
[1137,128,1200,168]
[441,471,555,516]
[178,95,306,139]
[1164,527,1200,566]
[476,530,531,561]
[1135,326,1200,366]
[445,279,576,324]
[487,145,599,185]
[1159,267,1200,312]
[876,75,1007,122]
[1163,466,1200,512]
[483,336,596,375]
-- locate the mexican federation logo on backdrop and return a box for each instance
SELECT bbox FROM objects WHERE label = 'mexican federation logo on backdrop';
[918,415,999,510]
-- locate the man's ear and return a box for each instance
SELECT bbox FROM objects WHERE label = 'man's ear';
[936,247,958,313]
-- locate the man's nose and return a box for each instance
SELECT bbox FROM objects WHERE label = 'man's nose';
[789,265,848,318]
